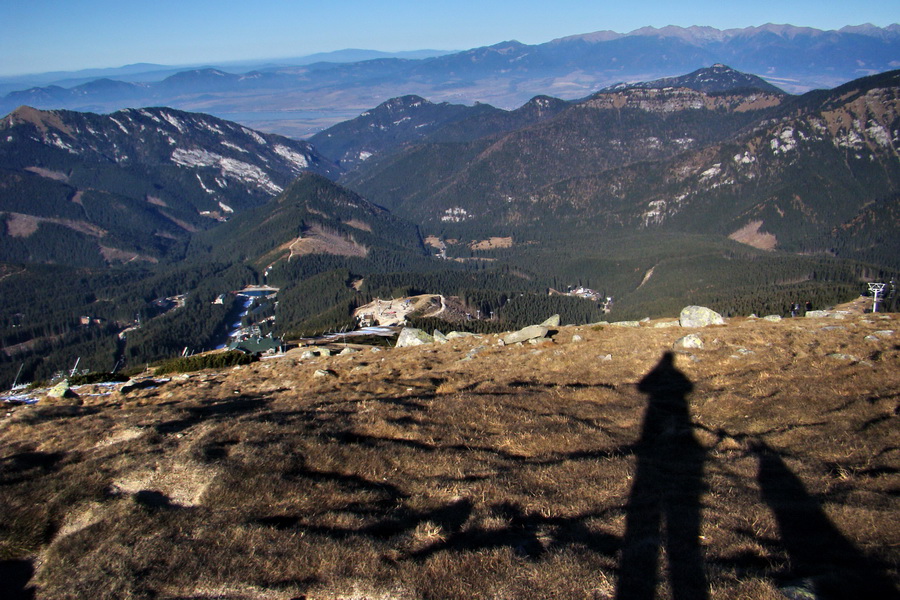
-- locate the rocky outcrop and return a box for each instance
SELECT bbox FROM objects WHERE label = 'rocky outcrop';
[679,306,726,328]
[396,328,435,348]
[502,325,550,345]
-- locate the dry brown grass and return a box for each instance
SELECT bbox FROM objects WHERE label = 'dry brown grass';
[1,310,898,599]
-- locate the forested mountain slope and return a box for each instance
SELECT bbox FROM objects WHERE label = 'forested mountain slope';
[0,106,337,266]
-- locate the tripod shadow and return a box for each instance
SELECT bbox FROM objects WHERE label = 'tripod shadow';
[753,441,900,599]
[616,352,709,600]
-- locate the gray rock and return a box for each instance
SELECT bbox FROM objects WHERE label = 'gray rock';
[571,334,583,343]
[396,327,434,348]
[599,354,613,362]
[433,330,448,344]
[446,331,479,339]
[338,347,358,355]
[827,353,859,362]
[503,325,549,345]
[300,350,318,360]
[318,348,332,357]
[313,369,336,378]
[864,335,880,342]
[874,330,894,337]
[674,334,704,350]
[540,314,561,327]
[762,315,782,322]
[679,306,725,328]
[805,310,829,318]
[47,380,78,399]
[610,321,641,328]
[653,321,680,328]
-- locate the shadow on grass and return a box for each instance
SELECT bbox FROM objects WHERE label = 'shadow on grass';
[616,351,709,600]
[753,441,900,599]
[154,396,271,434]
[0,451,66,486]
[0,559,35,600]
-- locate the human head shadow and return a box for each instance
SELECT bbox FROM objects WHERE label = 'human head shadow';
[0,559,35,600]
[616,351,709,600]
[752,440,900,599]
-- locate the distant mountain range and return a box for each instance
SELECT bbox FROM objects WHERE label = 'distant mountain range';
[1,24,897,137]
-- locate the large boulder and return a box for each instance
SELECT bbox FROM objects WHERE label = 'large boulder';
[396,328,434,348]
[679,306,725,328]
[502,325,549,345]
[540,314,561,327]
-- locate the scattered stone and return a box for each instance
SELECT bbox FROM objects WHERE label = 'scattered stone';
[433,330,448,344]
[313,369,337,378]
[874,330,894,338]
[502,325,549,345]
[370,347,383,353]
[446,331,479,340]
[762,315,782,322]
[827,353,859,362]
[600,354,612,362]
[610,321,641,328]
[47,380,78,399]
[653,321,680,328]
[540,314,561,327]
[820,326,845,332]
[747,314,758,319]
[319,348,332,357]
[864,335,879,342]
[300,350,318,360]
[460,346,486,361]
[338,347,358,356]
[804,310,829,318]
[571,334,583,343]
[640,317,651,322]
[674,334,704,350]
[396,328,434,348]
[679,306,725,328]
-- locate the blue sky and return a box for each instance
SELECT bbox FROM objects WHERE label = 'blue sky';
[1,0,897,76]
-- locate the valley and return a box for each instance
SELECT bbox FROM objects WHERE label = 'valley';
[1,64,899,389]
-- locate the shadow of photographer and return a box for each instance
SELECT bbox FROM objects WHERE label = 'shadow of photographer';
[616,351,709,600]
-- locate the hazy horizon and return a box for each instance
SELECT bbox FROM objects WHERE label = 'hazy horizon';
[2,0,898,78]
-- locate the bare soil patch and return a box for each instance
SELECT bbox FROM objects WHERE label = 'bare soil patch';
[470,236,514,250]
[729,220,778,250]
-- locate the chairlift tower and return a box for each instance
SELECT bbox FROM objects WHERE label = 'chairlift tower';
[868,282,886,313]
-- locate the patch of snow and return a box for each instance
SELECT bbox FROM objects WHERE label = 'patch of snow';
[733,152,756,164]
[221,140,248,153]
[241,127,266,145]
[700,163,722,180]
[358,151,373,161]
[866,121,891,147]
[47,134,77,153]
[161,112,186,134]
[642,200,667,226]
[273,144,309,171]
[218,201,234,213]
[109,117,129,134]
[196,173,215,194]
[138,109,162,123]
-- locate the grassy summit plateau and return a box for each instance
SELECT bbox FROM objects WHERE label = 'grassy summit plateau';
[1,300,898,599]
